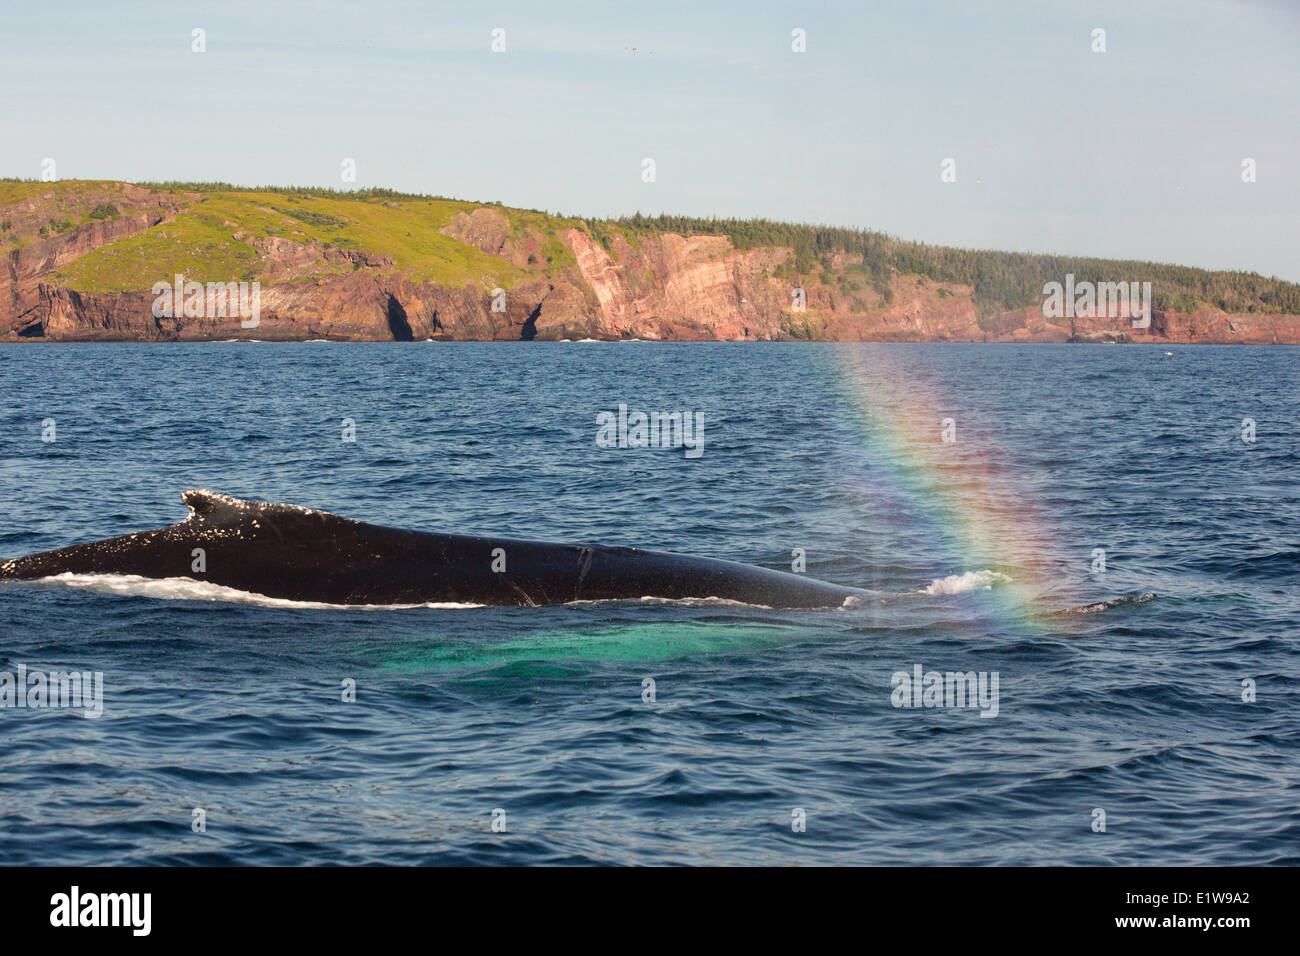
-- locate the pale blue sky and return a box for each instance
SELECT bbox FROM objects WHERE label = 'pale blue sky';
[4,0,1297,279]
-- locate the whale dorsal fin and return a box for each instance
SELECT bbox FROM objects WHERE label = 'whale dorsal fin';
[179,489,355,526]
[181,489,251,522]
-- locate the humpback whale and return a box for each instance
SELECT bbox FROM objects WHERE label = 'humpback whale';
[0,490,871,608]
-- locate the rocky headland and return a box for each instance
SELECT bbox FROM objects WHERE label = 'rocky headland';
[4,180,1297,344]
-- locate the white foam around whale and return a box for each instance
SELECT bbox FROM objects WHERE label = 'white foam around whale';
[23,573,485,610]
[15,574,845,612]
[920,570,1012,595]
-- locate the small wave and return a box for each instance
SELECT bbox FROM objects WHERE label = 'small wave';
[19,573,484,610]
[920,570,1012,595]
[1055,591,1157,615]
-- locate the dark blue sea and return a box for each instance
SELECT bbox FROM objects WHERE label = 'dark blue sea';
[0,342,1295,865]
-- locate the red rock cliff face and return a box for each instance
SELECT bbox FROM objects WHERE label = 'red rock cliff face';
[25,272,604,343]
[562,229,788,340]
[6,193,1299,344]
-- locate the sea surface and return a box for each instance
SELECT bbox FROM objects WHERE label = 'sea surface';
[0,342,1295,865]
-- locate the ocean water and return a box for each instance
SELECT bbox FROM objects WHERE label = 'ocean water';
[0,342,1295,865]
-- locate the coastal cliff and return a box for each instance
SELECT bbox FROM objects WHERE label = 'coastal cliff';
[5,180,1299,343]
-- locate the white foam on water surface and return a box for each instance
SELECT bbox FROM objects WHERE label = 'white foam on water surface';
[21,573,484,610]
[920,570,1012,595]
[15,574,863,612]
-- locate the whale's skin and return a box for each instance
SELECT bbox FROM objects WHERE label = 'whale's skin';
[0,490,869,609]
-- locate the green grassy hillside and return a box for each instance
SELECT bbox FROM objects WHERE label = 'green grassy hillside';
[59,186,528,291]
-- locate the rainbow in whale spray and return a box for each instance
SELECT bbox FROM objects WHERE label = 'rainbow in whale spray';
[832,347,1063,628]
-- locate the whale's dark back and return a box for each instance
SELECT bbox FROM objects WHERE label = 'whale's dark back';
[0,490,864,608]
